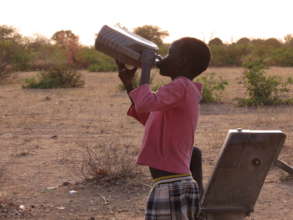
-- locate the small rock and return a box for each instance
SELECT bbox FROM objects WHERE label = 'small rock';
[69,190,78,195]
[50,135,58,139]
[56,206,65,210]
[46,186,57,191]
[62,181,71,186]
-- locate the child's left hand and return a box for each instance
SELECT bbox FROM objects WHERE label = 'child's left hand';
[116,60,137,92]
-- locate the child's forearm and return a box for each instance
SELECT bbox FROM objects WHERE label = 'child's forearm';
[125,83,134,93]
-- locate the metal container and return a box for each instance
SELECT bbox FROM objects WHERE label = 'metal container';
[95,25,159,67]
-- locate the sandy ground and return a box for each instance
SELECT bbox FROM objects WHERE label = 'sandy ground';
[0,67,292,220]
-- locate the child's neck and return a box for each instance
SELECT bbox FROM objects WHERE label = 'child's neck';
[170,75,193,81]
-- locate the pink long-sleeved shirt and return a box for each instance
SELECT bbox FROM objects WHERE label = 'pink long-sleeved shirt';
[128,76,202,174]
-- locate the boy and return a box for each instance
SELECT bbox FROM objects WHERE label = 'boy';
[117,37,210,220]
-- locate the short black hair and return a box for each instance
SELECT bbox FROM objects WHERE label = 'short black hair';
[173,37,211,78]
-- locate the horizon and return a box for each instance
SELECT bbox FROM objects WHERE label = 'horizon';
[2,23,293,46]
[1,0,293,46]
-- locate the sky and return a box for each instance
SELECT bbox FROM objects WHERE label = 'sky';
[1,0,293,46]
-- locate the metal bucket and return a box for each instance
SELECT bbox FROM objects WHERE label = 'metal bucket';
[95,25,159,67]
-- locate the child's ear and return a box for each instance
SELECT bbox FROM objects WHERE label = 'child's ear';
[181,57,190,70]
[182,57,188,65]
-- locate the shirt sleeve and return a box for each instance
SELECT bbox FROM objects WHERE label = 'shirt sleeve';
[129,78,186,113]
[127,103,150,125]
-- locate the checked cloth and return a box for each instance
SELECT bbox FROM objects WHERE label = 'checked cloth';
[145,176,200,220]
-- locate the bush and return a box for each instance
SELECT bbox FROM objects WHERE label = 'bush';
[11,46,32,71]
[236,60,293,106]
[81,144,138,183]
[23,66,84,89]
[0,33,32,72]
[0,64,11,82]
[28,44,68,70]
[0,41,15,82]
[195,73,228,103]
[87,64,100,72]
[87,62,116,72]
[209,44,248,66]
[76,47,117,72]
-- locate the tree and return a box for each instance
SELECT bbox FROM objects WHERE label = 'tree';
[236,37,250,45]
[51,30,80,65]
[52,30,79,48]
[0,25,21,41]
[133,25,169,46]
[0,25,31,72]
[264,38,281,48]
[208,37,223,46]
[284,34,293,47]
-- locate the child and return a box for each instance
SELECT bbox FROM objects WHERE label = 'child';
[117,37,210,220]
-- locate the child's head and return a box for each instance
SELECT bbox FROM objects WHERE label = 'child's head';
[156,37,210,80]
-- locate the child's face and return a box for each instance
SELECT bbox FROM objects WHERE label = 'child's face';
[156,42,184,78]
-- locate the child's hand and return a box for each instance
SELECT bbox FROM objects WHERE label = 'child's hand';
[116,60,137,92]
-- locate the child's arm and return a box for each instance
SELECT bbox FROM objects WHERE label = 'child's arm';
[116,60,137,93]
[128,49,187,113]
[116,60,150,125]
[190,146,204,198]
[129,79,186,113]
[127,104,150,125]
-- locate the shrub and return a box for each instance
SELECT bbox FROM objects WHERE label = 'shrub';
[87,64,100,72]
[28,44,68,70]
[209,44,249,66]
[11,46,32,71]
[75,47,100,68]
[81,144,138,183]
[0,41,14,82]
[270,48,293,66]
[0,64,11,82]
[195,73,228,103]
[236,60,293,106]
[0,31,32,72]
[87,62,116,72]
[76,47,117,72]
[23,66,84,89]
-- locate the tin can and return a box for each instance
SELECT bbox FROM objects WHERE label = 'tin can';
[95,25,159,67]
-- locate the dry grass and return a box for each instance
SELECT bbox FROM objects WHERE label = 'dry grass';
[80,143,139,183]
[0,67,292,219]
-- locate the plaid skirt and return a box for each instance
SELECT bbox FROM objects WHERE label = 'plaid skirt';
[145,176,200,220]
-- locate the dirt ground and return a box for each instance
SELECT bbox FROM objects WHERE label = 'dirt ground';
[0,67,292,220]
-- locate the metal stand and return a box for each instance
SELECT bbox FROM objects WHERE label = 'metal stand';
[199,129,286,220]
[275,159,293,175]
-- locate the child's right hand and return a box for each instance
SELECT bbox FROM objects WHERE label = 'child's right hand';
[116,60,137,92]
